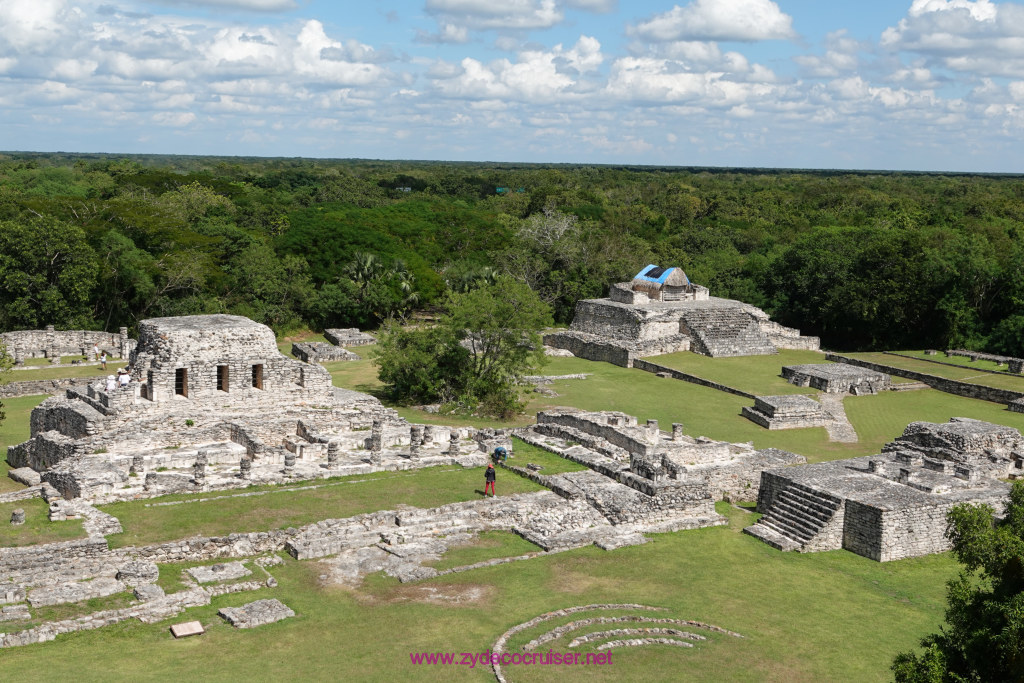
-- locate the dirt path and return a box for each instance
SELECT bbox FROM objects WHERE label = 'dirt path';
[817,392,858,443]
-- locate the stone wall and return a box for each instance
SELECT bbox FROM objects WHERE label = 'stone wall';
[632,359,756,399]
[828,354,1024,404]
[542,332,633,367]
[537,411,657,457]
[0,376,103,399]
[0,327,132,364]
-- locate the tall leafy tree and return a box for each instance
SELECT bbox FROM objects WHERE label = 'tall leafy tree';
[892,480,1024,682]
[0,216,98,329]
[374,275,552,418]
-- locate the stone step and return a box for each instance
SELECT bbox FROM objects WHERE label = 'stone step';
[758,513,816,541]
[743,523,802,552]
[756,517,811,543]
[786,482,842,509]
[776,491,838,522]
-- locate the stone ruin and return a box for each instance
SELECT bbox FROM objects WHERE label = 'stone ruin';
[7,314,486,502]
[745,418,1023,561]
[324,328,376,347]
[742,395,831,430]
[544,265,819,366]
[519,408,805,510]
[290,342,361,364]
[782,363,891,395]
[0,326,135,365]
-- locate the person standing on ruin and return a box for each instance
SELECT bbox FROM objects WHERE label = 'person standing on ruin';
[484,463,496,497]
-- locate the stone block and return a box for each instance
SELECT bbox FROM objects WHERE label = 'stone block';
[187,561,252,584]
[7,468,41,486]
[170,620,205,638]
[218,598,295,628]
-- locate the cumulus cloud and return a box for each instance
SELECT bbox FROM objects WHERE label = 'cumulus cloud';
[432,52,575,101]
[630,0,796,43]
[794,30,864,78]
[144,0,299,11]
[880,0,1024,76]
[425,0,563,31]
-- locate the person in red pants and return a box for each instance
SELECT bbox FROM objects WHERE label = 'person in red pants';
[484,463,496,496]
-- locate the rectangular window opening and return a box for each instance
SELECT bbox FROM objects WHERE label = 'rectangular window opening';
[217,365,230,392]
[252,364,263,390]
[175,368,188,397]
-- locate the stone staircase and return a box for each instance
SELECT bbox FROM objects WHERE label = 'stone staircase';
[681,308,777,357]
[743,483,842,552]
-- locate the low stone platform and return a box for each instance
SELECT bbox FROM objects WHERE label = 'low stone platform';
[782,363,890,394]
[219,599,295,628]
[188,562,252,584]
[324,328,375,347]
[742,395,830,430]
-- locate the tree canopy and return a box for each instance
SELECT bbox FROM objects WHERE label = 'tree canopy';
[892,480,1024,682]
[373,275,552,418]
[2,152,1024,353]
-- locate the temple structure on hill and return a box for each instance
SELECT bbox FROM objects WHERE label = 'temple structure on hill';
[745,418,1024,561]
[7,315,486,502]
[544,264,819,366]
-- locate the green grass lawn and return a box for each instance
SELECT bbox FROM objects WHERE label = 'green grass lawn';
[845,388,1024,456]
[0,503,957,682]
[0,394,48,493]
[0,348,1010,681]
[843,351,1024,392]
[6,362,125,381]
[0,497,86,545]
[895,349,1014,373]
[423,530,542,571]
[650,349,825,396]
[102,467,545,548]
[508,437,589,475]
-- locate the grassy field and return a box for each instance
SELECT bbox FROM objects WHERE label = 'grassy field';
[103,467,546,548]
[0,394,47,493]
[650,349,824,396]
[508,438,590,475]
[895,349,1015,373]
[2,346,1018,680]
[0,503,957,682]
[0,497,86,545]
[6,361,126,381]
[843,351,1024,392]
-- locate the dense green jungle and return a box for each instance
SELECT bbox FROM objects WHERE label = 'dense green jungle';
[2,152,1024,353]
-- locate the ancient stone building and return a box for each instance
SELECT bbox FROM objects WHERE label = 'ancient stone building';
[521,408,804,506]
[742,395,831,430]
[7,315,481,502]
[0,326,134,365]
[745,418,1022,561]
[782,363,890,395]
[544,265,819,366]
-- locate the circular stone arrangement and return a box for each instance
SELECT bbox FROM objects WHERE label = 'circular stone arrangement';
[489,603,744,682]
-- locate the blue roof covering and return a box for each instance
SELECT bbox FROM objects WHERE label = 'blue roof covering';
[633,264,688,285]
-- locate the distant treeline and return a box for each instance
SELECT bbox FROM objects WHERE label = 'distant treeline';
[1,152,1023,354]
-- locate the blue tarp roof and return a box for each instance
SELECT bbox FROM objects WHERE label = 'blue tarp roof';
[633,264,688,285]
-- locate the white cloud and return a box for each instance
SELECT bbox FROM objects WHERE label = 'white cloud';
[152,111,196,126]
[880,0,1024,77]
[564,0,615,12]
[0,0,82,54]
[630,0,796,43]
[145,0,298,10]
[432,52,575,101]
[425,0,563,31]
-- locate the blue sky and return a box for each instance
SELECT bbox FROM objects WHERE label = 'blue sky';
[2,0,1023,171]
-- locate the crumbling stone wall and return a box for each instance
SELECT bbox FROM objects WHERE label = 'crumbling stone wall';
[0,326,133,364]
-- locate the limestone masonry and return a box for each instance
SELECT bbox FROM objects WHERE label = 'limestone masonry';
[544,265,819,366]
[7,314,480,502]
[745,418,1023,561]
